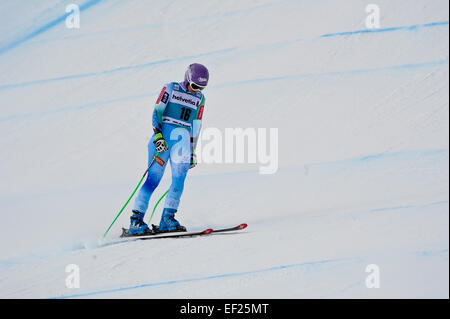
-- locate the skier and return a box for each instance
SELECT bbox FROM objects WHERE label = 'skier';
[128,63,209,235]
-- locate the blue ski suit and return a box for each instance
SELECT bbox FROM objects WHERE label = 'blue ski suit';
[132,82,205,213]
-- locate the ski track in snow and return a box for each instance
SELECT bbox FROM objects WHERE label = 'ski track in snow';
[0,0,448,298]
[52,257,351,299]
[0,20,448,91]
[0,0,106,56]
[0,59,447,123]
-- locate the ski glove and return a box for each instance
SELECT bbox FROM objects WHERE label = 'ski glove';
[190,151,197,169]
[153,133,168,153]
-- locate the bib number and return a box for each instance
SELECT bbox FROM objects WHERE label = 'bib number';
[180,107,192,121]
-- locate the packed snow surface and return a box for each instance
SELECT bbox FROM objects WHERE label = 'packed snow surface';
[0,0,448,298]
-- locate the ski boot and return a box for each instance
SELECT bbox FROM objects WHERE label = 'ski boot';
[153,208,186,233]
[128,210,153,235]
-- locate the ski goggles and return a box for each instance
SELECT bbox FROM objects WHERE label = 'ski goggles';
[190,81,206,91]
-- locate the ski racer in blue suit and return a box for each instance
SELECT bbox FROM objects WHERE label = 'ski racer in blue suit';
[128,63,209,235]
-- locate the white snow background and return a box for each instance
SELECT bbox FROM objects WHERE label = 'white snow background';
[0,0,448,298]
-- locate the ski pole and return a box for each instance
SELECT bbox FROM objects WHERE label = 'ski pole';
[147,188,169,224]
[103,152,160,238]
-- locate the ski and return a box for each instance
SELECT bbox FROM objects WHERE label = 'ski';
[118,223,247,241]
[120,227,213,240]
[212,223,248,234]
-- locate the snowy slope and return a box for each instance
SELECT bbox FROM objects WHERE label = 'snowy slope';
[0,0,448,298]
